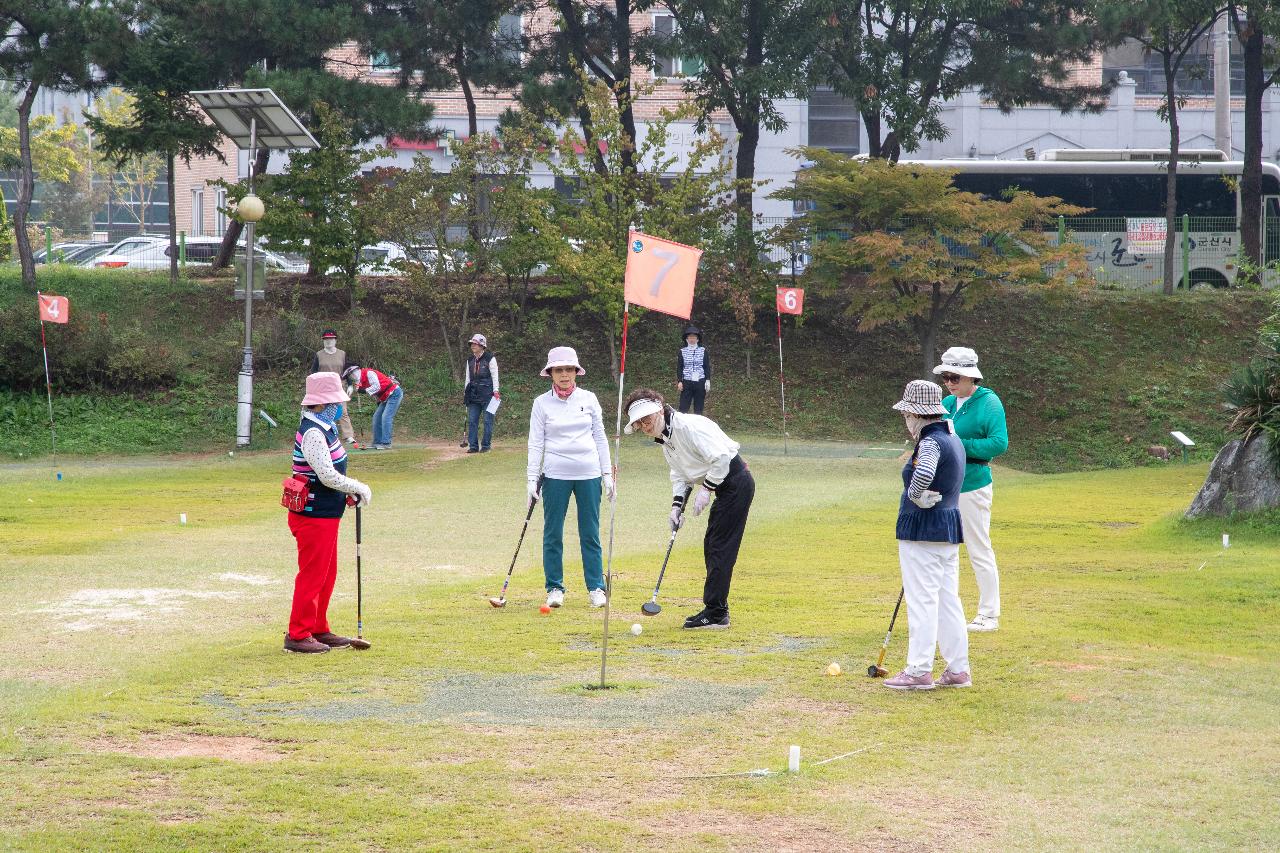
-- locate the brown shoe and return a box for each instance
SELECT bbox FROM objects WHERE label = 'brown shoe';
[312,631,353,649]
[283,634,331,654]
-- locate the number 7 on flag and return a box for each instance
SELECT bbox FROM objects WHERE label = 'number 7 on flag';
[624,231,701,320]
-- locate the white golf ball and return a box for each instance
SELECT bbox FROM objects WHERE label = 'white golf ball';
[630,623,643,636]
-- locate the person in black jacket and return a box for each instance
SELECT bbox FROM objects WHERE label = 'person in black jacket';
[676,324,711,414]
[463,333,500,453]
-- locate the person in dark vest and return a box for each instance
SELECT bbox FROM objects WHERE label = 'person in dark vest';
[463,333,500,453]
[676,324,711,414]
[284,372,373,654]
[343,365,403,450]
[884,379,971,690]
[309,330,356,446]
[624,387,754,630]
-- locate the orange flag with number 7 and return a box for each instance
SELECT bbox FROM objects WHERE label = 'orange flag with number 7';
[623,231,702,320]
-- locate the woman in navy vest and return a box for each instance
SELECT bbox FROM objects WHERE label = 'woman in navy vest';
[884,379,972,690]
[463,333,500,453]
[676,324,711,414]
[284,372,373,654]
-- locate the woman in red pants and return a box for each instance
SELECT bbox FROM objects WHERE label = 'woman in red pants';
[284,372,373,654]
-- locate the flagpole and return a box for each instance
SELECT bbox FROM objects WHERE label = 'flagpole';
[777,305,788,456]
[37,293,58,460]
[599,301,630,690]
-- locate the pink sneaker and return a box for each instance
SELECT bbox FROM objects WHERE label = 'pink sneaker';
[936,670,972,688]
[883,670,934,690]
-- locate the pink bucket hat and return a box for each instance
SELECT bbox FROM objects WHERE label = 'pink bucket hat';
[301,372,351,406]
[469,333,487,348]
[541,346,585,377]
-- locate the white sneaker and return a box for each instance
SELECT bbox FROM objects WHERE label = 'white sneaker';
[967,615,999,632]
[587,588,607,608]
[546,589,565,608]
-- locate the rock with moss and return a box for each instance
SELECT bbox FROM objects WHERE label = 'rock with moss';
[1186,436,1280,518]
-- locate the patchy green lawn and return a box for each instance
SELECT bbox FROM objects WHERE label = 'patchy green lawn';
[1,439,1276,851]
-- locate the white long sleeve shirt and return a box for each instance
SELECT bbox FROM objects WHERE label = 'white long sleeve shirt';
[654,410,740,500]
[527,387,612,481]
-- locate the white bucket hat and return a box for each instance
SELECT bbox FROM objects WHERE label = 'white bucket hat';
[892,380,948,416]
[540,346,585,377]
[932,346,983,379]
[623,398,664,434]
[469,333,487,348]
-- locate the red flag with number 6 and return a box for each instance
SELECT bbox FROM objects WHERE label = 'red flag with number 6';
[37,292,69,324]
[776,287,804,316]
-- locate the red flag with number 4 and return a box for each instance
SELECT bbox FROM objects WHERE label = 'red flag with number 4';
[623,231,702,320]
[37,292,69,324]
[776,287,804,316]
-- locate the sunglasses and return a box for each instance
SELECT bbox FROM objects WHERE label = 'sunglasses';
[939,374,966,383]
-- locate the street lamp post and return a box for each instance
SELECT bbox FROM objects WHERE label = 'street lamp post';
[190,88,316,447]
[236,121,265,446]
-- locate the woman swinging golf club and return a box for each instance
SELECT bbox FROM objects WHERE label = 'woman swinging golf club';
[283,372,373,654]
[623,388,754,629]
[884,379,971,689]
[526,346,615,609]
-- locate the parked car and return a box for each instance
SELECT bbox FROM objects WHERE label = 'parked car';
[34,242,92,264]
[87,236,171,269]
[60,243,116,265]
[90,236,306,272]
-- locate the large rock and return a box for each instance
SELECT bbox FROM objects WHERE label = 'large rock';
[1186,436,1280,518]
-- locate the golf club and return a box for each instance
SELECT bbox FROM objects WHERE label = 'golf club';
[349,500,371,650]
[640,488,692,615]
[867,587,904,677]
[488,474,544,608]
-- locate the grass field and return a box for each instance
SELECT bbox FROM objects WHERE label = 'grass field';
[2,439,1277,851]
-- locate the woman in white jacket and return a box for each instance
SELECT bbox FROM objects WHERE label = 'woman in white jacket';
[527,347,615,609]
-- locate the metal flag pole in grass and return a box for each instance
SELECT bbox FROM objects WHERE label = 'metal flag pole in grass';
[595,231,703,690]
[775,287,804,457]
[36,292,69,474]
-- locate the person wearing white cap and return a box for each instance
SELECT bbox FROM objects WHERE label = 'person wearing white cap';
[623,388,754,629]
[933,346,1008,632]
[527,346,615,609]
[463,333,499,453]
[884,379,971,690]
[284,372,373,654]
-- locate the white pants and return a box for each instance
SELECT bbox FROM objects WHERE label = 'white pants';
[899,540,969,676]
[959,484,1000,619]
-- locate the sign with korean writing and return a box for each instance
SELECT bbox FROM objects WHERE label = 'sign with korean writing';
[1126,218,1167,254]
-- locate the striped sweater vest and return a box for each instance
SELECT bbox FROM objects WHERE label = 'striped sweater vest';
[680,345,706,381]
[291,416,349,518]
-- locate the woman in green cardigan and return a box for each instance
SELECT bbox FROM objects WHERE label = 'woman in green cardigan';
[934,347,1009,632]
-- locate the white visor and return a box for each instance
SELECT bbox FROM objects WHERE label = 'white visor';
[623,399,663,434]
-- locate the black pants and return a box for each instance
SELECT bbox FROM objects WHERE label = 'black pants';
[678,382,706,414]
[703,460,754,618]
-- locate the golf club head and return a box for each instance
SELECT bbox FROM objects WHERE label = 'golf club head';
[488,596,507,608]
[640,600,662,616]
[350,638,372,650]
[867,664,888,678]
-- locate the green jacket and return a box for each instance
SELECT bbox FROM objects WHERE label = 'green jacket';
[942,385,1008,492]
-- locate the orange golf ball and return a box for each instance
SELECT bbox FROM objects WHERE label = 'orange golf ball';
[540,605,551,614]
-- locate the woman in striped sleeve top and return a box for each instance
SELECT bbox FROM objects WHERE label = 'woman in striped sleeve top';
[884,379,972,691]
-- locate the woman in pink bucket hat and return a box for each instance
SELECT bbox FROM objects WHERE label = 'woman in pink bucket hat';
[526,347,614,610]
[283,372,373,654]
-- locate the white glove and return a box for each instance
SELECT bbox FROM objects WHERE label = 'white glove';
[691,486,712,516]
[602,473,616,501]
[352,483,372,509]
[704,380,710,392]
[527,478,542,507]
[910,490,942,509]
[677,381,684,391]
[669,506,684,532]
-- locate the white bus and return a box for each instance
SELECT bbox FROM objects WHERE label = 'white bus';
[900,150,1280,289]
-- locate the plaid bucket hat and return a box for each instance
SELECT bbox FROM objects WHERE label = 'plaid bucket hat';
[892,379,948,416]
